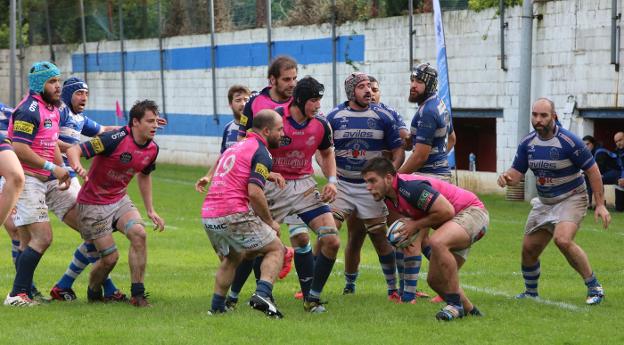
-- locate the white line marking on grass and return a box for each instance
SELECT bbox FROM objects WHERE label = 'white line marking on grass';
[461,284,583,311]
[335,260,584,312]
[153,177,195,186]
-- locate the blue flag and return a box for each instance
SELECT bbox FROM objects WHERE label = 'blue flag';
[433,0,452,116]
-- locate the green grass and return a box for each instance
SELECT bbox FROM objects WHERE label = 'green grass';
[0,163,623,344]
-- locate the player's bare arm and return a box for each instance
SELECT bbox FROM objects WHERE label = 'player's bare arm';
[497,168,523,187]
[248,183,280,234]
[398,143,429,173]
[318,147,337,202]
[584,164,611,229]
[397,194,455,240]
[138,172,165,232]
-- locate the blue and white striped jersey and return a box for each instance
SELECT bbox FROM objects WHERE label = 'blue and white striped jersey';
[512,125,595,204]
[326,102,403,182]
[374,102,407,131]
[0,103,13,134]
[410,94,452,176]
[220,120,240,154]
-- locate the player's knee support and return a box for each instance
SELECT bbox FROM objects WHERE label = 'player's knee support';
[295,243,312,254]
[99,244,118,258]
[365,222,387,234]
[317,226,338,239]
[288,223,309,238]
[124,219,146,235]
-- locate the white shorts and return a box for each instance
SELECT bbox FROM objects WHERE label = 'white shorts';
[525,192,588,234]
[203,211,277,257]
[77,195,138,240]
[332,179,388,220]
[265,175,330,223]
[13,175,79,227]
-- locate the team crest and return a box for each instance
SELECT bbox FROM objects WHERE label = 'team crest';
[280,136,292,147]
[120,152,132,163]
[44,119,53,128]
[367,118,377,129]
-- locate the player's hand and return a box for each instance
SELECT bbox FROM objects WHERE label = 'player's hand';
[72,164,88,181]
[53,166,71,191]
[148,210,165,232]
[594,204,611,229]
[270,220,281,236]
[195,176,211,193]
[396,218,420,241]
[618,178,624,187]
[321,183,337,203]
[269,172,286,189]
[497,172,512,187]
[402,136,413,151]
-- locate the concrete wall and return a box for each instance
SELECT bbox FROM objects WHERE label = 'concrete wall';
[1,0,622,172]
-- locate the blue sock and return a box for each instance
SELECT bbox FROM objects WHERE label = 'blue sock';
[344,272,358,291]
[310,252,336,299]
[402,255,422,302]
[103,278,118,297]
[294,244,314,298]
[521,262,540,295]
[255,280,273,298]
[11,246,42,297]
[378,252,397,294]
[422,245,432,260]
[131,283,145,297]
[253,256,263,281]
[229,258,254,299]
[445,293,462,309]
[584,272,600,288]
[10,240,20,266]
[395,250,405,295]
[211,293,226,312]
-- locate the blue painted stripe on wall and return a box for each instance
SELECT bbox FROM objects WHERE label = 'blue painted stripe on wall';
[85,110,232,137]
[72,35,365,73]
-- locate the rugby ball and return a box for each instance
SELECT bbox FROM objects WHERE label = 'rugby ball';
[386,219,419,249]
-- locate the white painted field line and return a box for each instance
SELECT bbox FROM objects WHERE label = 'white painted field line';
[335,260,584,312]
[153,176,195,186]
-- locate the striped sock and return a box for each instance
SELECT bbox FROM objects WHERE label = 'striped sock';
[521,262,540,295]
[344,272,358,291]
[56,242,93,290]
[10,240,20,266]
[401,255,422,301]
[395,250,405,295]
[378,253,397,294]
[584,272,600,288]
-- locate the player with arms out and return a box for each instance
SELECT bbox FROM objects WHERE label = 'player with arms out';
[67,99,165,307]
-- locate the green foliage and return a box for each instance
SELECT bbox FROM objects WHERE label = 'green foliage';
[0,163,622,344]
[469,0,523,12]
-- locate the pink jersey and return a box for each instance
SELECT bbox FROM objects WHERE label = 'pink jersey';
[202,132,273,218]
[385,174,484,220]
[239,86,292,136]
[8,92,60,177]
[269,105,333,179]
[77,126,159,205]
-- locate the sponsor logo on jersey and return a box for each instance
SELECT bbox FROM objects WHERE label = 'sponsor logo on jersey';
[28,101,37,112]
[343,130,374,138]
[120,152,133,163]
[280,136,292,146]
[110,131,127,140]
[254,162,270,179]
[13,121,34,134]
[240,115,248,126]
[416,190,433,210]
[91,137,105,154]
